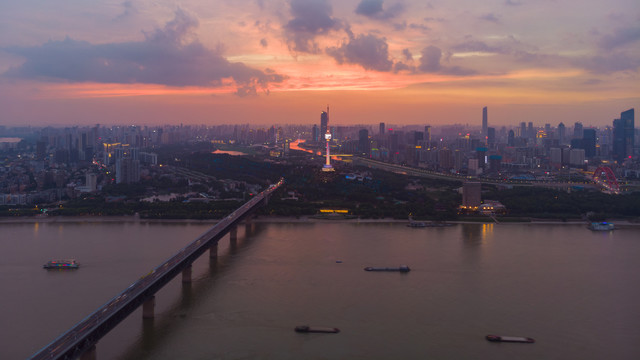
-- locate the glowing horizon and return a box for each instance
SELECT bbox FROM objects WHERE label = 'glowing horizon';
[0,1,638,127]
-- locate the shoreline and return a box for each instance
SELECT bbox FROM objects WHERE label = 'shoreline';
[1,215,638,227]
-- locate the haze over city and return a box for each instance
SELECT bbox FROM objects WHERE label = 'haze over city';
[0,0,639,127]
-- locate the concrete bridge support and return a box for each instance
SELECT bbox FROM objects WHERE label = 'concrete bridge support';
[80,345,97,360]
[182,265,192,283]
[230,226,238,242]
[143,296,156,319]
[209,242,218,259]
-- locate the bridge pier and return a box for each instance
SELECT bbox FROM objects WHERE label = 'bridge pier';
[209,242,218,259]
[182,265,192,283]
[80,345,97,360]
[143,296,155,319]
[230,226,238,242]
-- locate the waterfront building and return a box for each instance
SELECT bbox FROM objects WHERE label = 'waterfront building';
[461,182,482,212]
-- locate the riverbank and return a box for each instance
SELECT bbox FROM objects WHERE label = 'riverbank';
[1,214,639,226]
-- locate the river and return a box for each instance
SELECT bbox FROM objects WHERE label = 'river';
[1,220,639,359]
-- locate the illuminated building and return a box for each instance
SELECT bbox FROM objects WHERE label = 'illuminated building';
[459,182,482,213]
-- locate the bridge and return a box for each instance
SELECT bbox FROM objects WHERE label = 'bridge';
[28,178,284,360]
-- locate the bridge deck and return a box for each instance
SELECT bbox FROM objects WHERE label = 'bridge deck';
[29,178,284,360]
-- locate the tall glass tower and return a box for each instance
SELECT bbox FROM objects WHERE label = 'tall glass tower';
[613,108,634,162]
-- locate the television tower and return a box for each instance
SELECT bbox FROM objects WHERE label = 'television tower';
[322,106,334,172]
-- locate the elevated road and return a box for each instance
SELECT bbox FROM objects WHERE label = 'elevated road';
[352,157,597,189]
[29,178,284,360]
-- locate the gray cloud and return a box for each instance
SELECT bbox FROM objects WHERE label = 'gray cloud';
[479,13,500,23]
[402,48,413,61]
[505,0,522,6]
[598,26,640,50]
[419,46,442,72]
[326,34,393,71]
[283,0,344,53]
[576,53,640,74]
[3,9,285,94]
[451,39,505,54]
[355,0,404,20]
[114,1,138,21]
[418,45,476,75]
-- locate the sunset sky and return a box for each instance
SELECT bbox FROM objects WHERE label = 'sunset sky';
[0,0,638,128]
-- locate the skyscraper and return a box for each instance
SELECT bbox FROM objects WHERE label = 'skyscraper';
[359,129,370,156]
[582,129,596,158]
[613,108,634,162]
[320,107,329,137]
[487,127,496,148]
[424,125,431,147]
[573,122,583,139]
[482,107,488,136]
[379,122,385,136]
[557,122,566,144]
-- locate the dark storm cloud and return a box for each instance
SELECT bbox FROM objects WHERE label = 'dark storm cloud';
[597,26,640,50]
[326,33,393,71]
[283,0,344,53]
[3,9,285,94]
[355,0,404,20]
[418,45,476,75]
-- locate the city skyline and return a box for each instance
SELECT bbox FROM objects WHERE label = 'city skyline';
[1,0,638,127]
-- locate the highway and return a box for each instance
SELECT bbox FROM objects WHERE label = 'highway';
[28,178,284,360]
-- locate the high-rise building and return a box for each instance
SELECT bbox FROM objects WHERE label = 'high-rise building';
[582,129,596,158]
[359,129,370,156]
[424,125,431,147]
[613,108,634,162]
[462,182,482,208]
[487,127,496,148]
[569,148,585,167]
[320,108,329,137]
[573,122,583,139]
[312,124,319,143]
[507,130,515,147]
[482,107,488,136]
[557,122,566,144]
[379,122,385,136]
